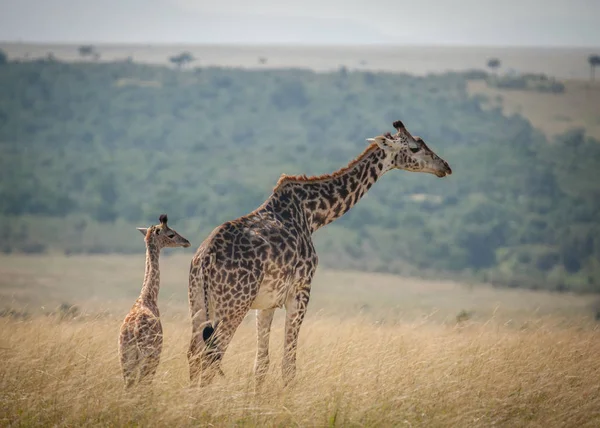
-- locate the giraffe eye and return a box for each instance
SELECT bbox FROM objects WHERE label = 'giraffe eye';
[167,233,175,238]
[408,142,420,153]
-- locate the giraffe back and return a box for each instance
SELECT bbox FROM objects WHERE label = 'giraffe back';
[190,187,318,313]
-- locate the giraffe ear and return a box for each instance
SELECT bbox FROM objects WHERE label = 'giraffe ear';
[137,227,148,236]
[367,136,395,152]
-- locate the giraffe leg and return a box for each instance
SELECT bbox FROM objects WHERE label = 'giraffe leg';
[138,333,162,385]
[282,285,311,386]
[121,350,140,388]
[190,304,253,387]
[188,311,222,386]
[135,316,163,386]
[254,308,275,385]
[204,308,252,386]
[138,354,160,385]
[119,327,140,388]
[188,326,204,386]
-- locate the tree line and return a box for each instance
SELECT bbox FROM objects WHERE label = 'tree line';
[0,56,599,293]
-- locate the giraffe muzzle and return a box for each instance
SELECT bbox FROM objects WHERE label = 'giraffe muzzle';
[436,161,452,177]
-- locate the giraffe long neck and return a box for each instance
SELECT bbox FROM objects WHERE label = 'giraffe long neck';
[282,144,391,232]
[140,240,161,305]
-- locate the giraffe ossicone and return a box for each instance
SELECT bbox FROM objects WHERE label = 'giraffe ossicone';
[187,120,452,386]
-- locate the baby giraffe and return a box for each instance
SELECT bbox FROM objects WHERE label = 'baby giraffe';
[118,214,191,388]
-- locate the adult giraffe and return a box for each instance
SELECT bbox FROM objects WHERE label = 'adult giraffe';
[187,120,452,386]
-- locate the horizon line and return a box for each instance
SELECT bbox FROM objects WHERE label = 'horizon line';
[1,40,599,51]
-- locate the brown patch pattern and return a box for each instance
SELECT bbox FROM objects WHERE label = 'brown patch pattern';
[187,121,452,387]
[118,216,190,388]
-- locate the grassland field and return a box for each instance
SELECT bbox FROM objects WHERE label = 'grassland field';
[1,254,599,426]
[468,79,600,140]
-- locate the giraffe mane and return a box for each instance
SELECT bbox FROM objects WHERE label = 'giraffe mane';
[145,225,155,240]
[273,141,380,192]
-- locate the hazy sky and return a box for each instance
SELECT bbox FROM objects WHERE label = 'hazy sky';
[1,0,599,46]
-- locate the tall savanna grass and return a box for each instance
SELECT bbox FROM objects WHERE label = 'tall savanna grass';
[1,312,599,426]
[1,254,599,426]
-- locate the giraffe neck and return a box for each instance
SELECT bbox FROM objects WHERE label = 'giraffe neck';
[140,240,161,305]
[278,144,391,232]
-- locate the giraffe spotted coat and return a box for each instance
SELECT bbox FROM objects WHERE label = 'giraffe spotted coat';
[118,214,190,388]
[187,120,452,386]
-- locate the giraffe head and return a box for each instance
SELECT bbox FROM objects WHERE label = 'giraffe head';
[137,214,191,249]
[367,120,452,178]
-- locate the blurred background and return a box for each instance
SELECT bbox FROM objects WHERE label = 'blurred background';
[0,0,599,318]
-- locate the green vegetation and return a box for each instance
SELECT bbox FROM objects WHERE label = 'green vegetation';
[486,73,565,93]
[77,45,100,61]
[0,57,599,293]
[486,57,501,73]
[169,51,195,69]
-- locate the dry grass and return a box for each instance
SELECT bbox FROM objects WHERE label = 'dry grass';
[468,79,600,140]
[1,254,599,426]
[1,314,599,426]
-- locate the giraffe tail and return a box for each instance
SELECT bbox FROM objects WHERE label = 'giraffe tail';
[192,252,225,377]
[202,320,218,347]
[192,254,218,348]
[202,320,225,377]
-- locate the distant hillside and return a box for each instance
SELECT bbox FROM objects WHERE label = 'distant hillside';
[0,58,599,293]
[468,79,600,140]
[0,43,595,79]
